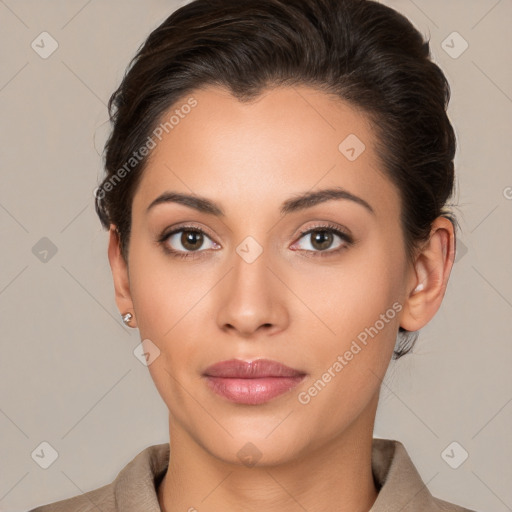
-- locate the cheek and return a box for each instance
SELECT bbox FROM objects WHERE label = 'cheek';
[127,253,205,407]
[287,243,403,410]
[127,246,218,378]
[128,244,199,336]
[294,245,402,339]
[290,253,401,432]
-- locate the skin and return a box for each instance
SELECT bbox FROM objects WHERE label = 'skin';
[108,85,455,512]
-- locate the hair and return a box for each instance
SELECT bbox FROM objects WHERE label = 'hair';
[95,0,458,358]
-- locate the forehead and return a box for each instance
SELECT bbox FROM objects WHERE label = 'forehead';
[132,85,400,220]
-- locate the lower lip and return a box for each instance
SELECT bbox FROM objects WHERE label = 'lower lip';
[204,376,306,405]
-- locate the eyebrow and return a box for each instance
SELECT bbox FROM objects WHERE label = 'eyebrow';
[146,186,375,217]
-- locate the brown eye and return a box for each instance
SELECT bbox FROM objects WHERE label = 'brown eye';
[309,230,334,251]
[292,225,353,255]
[180,230,204,251]
[160,227,219,257]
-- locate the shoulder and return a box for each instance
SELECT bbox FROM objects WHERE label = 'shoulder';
[26,443,170,512]
[431,495,478,511]
[371,438,478,512]
[26,482,114,512]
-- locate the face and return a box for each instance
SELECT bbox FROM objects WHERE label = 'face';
[110,85,419,465]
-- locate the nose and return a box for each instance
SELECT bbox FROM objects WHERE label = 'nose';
[216,246,289,337]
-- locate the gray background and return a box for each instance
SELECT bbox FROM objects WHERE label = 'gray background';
[0,1,511,511]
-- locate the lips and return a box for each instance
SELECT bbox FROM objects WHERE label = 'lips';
[203,358,305,378]
[202,358,306,405]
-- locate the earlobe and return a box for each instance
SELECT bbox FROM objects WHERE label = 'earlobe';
[107,225,137,328]
[399,217,455,333]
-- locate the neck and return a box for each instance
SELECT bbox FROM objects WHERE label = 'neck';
[158,400,379,512]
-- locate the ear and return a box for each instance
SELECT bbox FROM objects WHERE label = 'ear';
[399,217,456,332]
[108,224,137,328]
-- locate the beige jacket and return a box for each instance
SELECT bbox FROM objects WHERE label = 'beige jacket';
[28,438,476,511]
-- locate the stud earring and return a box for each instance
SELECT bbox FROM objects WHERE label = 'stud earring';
[122,312,133,326]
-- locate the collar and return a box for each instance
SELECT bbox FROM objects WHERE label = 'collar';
[112,438,469,511]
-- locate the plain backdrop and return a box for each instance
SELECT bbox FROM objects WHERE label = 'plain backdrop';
[0,1,511,511]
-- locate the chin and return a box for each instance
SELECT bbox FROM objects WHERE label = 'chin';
[191,421,312,468]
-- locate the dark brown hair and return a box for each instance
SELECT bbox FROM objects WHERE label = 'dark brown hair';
[95,0,458,358]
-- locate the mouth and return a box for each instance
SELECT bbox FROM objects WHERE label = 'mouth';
[202,358,307,405]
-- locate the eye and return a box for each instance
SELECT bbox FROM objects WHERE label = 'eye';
[158,225,220,259]
[158,222,353,260]
[291,223,353,256]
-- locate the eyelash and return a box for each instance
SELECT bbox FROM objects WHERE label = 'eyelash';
[157,223,354,260]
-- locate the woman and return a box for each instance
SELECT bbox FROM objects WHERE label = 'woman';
[30,0,477,510]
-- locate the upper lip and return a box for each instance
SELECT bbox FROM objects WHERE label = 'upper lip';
[203,358,306,378]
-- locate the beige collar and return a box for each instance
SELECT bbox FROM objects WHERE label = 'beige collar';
[111,438,474,511]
